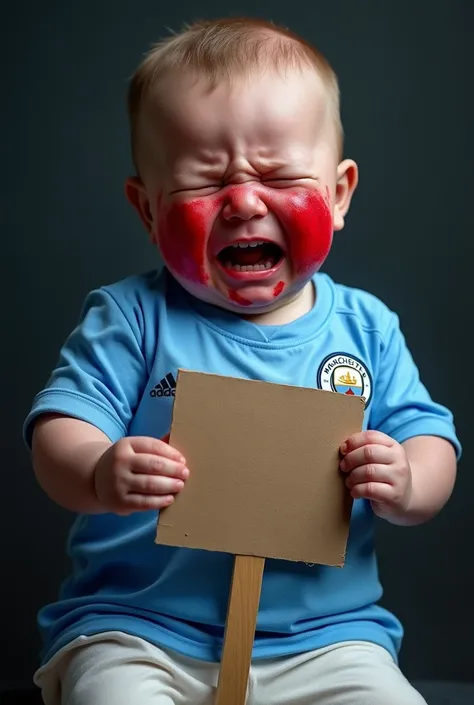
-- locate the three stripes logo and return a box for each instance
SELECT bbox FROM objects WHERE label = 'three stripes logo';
[150,372,177,398]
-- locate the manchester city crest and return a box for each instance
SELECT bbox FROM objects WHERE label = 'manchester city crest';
[317,352,372,407]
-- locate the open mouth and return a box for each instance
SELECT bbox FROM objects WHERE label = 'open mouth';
[217,240,284,273]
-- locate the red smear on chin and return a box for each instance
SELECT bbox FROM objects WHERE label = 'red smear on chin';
[228,289,252,306]
[158,198,219,284]
[273,281,285,297]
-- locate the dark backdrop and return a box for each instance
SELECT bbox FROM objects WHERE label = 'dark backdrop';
[2,0,472,691]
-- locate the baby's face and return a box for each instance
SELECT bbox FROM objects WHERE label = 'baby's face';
[131,68,354,313]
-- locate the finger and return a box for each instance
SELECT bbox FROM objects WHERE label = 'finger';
[129,436,186,463]
[124,493,176,513]
[344,463,394,491]
[340,444,394,473]
[341,430,395,456]
[350,481,396,503]
[128,473,185,496]
[130,453,189,480]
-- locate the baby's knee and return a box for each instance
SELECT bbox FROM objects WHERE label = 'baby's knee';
[361,673,427,705]
[334,642,427,705]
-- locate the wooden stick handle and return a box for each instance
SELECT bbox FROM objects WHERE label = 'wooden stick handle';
[215,555,265,705]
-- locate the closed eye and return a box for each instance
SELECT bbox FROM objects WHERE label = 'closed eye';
[262,177,313,187]
[168,185,222,196]
[169,177,315,195]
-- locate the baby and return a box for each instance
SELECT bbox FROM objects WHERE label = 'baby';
[25,16,461,705]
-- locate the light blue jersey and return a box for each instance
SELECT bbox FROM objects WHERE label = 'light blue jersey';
[24,268,461,667]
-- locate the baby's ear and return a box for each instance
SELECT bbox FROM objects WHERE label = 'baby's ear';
[333,159,359,231]
[125,177,154,236]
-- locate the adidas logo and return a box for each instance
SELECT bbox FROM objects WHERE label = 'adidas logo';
[150,372,177,398]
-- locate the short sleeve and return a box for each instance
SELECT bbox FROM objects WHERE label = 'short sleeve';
[368,312,462,459]
[23,288,147,448]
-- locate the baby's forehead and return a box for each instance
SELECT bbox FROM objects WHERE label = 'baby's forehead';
[137,67,337,177]
[145,66,329,134]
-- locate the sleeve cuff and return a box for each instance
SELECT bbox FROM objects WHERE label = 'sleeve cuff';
[377,415,462,461]
[23,389,128,450]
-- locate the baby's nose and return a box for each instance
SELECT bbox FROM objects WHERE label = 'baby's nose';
[222,185,268,221]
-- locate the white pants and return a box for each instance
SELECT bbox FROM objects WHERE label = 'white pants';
[35,631,427,705]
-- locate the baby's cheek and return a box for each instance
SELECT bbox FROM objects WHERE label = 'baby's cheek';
[157,198,218,285]
[275,190,333,276]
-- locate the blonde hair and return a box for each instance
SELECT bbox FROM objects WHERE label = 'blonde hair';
[127,17,343,174]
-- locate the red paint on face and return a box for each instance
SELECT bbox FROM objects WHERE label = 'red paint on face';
[273,281,285,297]
[228,289,252,306]
[158,197,220,285]
[156,183,333,302]
[276,189,333,278]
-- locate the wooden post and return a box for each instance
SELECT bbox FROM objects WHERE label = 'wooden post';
[215,555,265,705]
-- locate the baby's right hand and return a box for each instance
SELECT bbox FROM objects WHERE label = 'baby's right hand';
[93,436,189,515]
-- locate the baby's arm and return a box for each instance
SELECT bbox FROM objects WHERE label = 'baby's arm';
[400,434,457,525]
[32,414,113,513]
[32,413,188,515]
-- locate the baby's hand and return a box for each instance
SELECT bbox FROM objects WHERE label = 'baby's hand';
[93,435,189,515]
[340,430,412,520]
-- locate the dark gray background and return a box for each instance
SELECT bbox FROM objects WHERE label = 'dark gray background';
[2,0,472,692]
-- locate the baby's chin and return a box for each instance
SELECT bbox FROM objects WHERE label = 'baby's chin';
[219,282,290,310]
[172,271,307,317]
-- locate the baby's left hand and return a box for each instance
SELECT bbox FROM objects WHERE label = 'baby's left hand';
[340,430,413,520]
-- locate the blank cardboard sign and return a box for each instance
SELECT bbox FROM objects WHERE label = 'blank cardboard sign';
[156,370,365,567]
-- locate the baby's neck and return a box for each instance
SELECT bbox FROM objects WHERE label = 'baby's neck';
[241,282,315,326]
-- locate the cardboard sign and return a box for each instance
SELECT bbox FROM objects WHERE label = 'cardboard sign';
[156,369,364,567]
